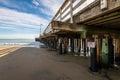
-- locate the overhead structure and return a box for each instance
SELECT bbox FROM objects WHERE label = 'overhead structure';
[40,0,120,72]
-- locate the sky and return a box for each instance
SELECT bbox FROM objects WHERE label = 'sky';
[0,0,64,39]
[0,0,94,39]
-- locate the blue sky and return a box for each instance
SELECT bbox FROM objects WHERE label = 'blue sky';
[0,0,64,39]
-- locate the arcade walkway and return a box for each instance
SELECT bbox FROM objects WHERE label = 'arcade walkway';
[0,47,119,80]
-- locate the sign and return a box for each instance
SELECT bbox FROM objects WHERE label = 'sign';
[87,42,95,48]
[100,0,108,10]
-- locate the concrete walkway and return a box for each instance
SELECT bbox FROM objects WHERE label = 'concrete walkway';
[0,47,114,80]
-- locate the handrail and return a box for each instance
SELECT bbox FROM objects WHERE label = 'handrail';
[43,0,96,34]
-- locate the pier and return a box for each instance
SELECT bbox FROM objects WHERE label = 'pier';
[40,0,120,72]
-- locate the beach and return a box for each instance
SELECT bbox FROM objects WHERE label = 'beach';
[0,47,20,58]
[0,39,40,58]
[0,47,6,50]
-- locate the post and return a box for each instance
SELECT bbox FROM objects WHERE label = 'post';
[68,38,71,53]
[40,24,43,36]
[60,8,62,21]
[108,38,114,67]
[89,35,98,72]
[58,37,63,55]
[80,32,86,56]
[70,0,73,23]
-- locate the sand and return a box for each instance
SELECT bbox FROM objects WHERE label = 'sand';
[0,47,7,50]
[0,47,20,57]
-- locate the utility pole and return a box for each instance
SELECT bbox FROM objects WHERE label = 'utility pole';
[40,24,43,36]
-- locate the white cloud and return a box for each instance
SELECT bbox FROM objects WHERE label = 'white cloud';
[0,26,20,32]
[0,0,21,10]
[0,34,37,39]
[40,8,52,17]
[37,0,64,16]
[0,7,49,30]
[0,7,49,39]
[0,0,10,6]
[32,0,40,6]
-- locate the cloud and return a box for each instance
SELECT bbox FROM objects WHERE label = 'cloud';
[0,0,10,6]
[0,0,21,10]
[0,7,49,31]
[32,0,40,6]
[36,0,64,16]
[0,34,37,39]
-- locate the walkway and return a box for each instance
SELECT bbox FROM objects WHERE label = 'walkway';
[0,47,118,80]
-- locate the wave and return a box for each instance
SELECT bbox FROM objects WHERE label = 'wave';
[0,42,40,48]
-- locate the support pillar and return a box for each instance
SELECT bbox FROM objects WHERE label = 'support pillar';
[80,38,84,56]
[89,36,98,72]
[102,35,114,68]
[68,38,71,53]
[108,38,114,67]
[64,37,68,54]
[80,31,87,56]
[78,39,81,55]
[74,38,79,56]
[83,38,86,56]
[58,38,63,55]
[71,38,74,53]
[96,38,102,69]
[118,38,120,64]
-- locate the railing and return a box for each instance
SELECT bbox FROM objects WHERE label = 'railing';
[44,0,95,34]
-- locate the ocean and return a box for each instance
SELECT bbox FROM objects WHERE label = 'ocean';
[0,39,41,48]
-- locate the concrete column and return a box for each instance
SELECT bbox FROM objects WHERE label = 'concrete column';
[81,31,86,38]
[80,38,86,56]
[90,36,98,72]
[58,37,62,55]
[64,37,68,54]
[80,38,84,56]
[83,38,86,56]
[62,38,64,54]
[68,38,71,53]
[86,39,89,56]
[55,37,58,49]
[113,38,117,65]
[74,38,78,56]
[48,38,50,48]
[101,35,114,68]
[108,38,114,67]
[71,38,74,53]
[80,31,86,56]
[119,38,120,62]
[78,39,81,55]
[51,37,54,49]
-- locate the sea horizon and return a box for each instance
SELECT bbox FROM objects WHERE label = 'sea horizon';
[0,38,40,48]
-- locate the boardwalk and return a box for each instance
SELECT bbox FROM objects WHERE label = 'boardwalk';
[0,47,118,80]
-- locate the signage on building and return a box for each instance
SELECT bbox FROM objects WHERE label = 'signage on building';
[87,42,95,48]
[100,0,108,10]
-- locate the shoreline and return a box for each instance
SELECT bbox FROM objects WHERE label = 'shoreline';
[0,47,10,50]
[0,47,21,58]
[0,42,40,48]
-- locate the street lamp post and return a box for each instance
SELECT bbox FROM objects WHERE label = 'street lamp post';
[40,24,43,36]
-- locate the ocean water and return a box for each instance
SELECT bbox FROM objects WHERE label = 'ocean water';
[0,39,41,48]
